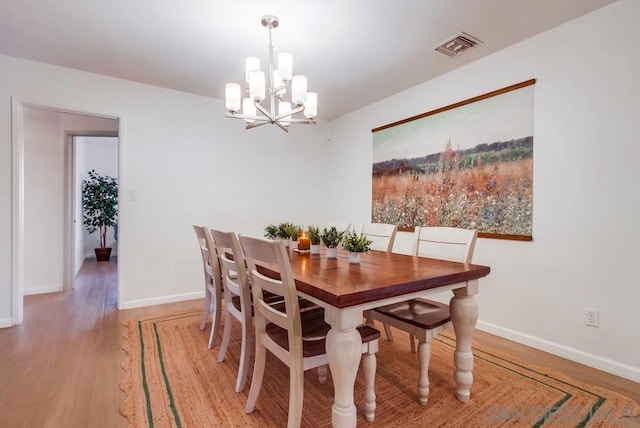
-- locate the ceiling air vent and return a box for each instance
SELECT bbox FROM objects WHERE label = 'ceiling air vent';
[435,32,482,57]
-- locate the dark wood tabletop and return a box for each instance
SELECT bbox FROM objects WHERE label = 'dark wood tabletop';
[272,248,491,308]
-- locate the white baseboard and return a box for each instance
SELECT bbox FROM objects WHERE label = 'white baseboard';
[477,321,640,383]
[0,317,13,328]
[120,290,205,310]
[23,285,62,296]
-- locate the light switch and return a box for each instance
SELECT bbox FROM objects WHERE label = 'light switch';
[130,189,140,201]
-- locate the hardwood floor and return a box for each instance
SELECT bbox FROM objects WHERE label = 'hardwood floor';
[0,259,637,427]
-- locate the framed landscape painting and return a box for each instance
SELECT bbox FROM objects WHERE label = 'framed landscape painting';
[372,79,535,240]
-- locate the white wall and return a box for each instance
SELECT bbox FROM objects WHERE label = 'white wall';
[328,0,640,381]
[77,136,119,259]
[0,52,331,322]
[22,108,118,295]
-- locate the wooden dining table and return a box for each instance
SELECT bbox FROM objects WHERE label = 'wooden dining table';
[276,247,491,427]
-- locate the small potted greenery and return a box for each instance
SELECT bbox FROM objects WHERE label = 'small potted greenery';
[308,225,321,254]
[341,229,373,264]
[320,226,344,259]
[82,169,118,262]
[264,224,280,240]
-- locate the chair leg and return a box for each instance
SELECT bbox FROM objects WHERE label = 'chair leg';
[317,364,328,384]
[362,351,377,422]
[235,318,253,393]
[199,289,212,330]
[383,324,394,342]
[287,365,304,428]
[245,341,267,414]
[208,291,222,349]
[363,310,374,327]
[410,334,416,353]
[217,310,233,362]
[417,340,431,405]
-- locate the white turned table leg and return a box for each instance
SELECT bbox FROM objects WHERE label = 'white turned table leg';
[325,307,363,428]
[450,280,479,403]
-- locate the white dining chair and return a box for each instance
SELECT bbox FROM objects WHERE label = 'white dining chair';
[240,235,380,427]
[192,225,223,349]
[210,229,260,393]
[366,226,477,405]
[359,222,398,252]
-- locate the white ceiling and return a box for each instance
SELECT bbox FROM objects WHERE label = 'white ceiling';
[0,0,617,120]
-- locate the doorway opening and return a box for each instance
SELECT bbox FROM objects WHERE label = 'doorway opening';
[11,99,121,325]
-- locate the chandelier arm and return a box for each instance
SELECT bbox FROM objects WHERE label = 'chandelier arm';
[275,105,304,121]
[286,119,317,124]
[226,113,268,122]
[254,102,273,121]
[273,121,290,133]
[245,121,272,130]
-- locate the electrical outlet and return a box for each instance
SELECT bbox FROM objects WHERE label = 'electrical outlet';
[585,308,599,327]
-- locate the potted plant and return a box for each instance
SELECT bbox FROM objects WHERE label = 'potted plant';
[342,229,373,264]
[82,169,118,262]
[308,225,321,254]
[320,226,344,259]
[264,223,280,240]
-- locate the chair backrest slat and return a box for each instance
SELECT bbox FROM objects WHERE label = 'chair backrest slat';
[360,222,398,252]
[210,229,252,315]
[413,226,477,263]
[193,225,222,289]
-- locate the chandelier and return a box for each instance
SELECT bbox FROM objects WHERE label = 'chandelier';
[224,15,317,132]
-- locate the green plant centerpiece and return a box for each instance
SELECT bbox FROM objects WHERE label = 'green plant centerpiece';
[277,222,296,240]
[342,229,373,264]
[283,224,301,242]
[342,229,372,252]
[308,225,322,254]
[264,224,280,239]
[82,169,118,262]
[320,226,345,259]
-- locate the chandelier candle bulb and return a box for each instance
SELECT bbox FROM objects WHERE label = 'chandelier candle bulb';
[278,52,292,81]
[279,102,291,123]
[225,83,241,112]
[249,70,265,101]
[291,75,307,105]
[305,92,317,118]
[245,57,260,83]
[242,98,256,123]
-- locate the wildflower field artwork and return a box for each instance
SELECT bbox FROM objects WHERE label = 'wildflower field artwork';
[372,80,535,240]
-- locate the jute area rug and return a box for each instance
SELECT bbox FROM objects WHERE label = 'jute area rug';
[120,310,639,427]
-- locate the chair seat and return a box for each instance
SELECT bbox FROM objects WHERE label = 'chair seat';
[373,299,450,330]
[231,294,317,315]
[266,309,380,358]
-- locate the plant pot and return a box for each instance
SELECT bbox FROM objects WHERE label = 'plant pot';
[94,247,112,262]
[290,240,299,251]
[326,247,338,259]
[348,252,362,264]
[310,244,321,254]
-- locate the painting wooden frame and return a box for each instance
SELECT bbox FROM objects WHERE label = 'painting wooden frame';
[372,79,535,241]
